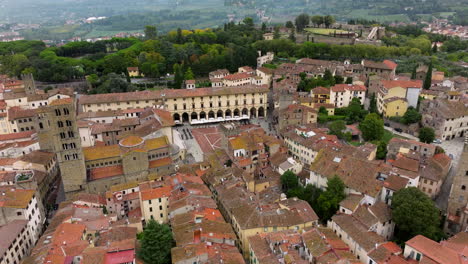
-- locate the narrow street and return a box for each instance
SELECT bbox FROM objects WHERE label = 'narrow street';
[435,164,457,212]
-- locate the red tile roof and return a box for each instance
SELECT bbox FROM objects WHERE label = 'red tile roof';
[140,186,172,201]
[405,235,463,264]
[89,165,124,181]
[223,72,252,81]
[331,84,366,92]
[381,80,423,89]
[104,249,135,264]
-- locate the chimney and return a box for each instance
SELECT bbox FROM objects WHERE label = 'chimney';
[194,229,201,243]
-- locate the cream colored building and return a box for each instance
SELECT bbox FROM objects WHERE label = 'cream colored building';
[139,186,172,224]
[330,84,366,108]
[79,85,269,125]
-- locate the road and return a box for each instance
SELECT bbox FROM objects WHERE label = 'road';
[384,126,418,140]
[435,137,465,212]
[435,164,457,212]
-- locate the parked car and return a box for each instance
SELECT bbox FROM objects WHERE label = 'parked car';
[395,128,403,133]
[433,139,442,144]
[384,123,390,127]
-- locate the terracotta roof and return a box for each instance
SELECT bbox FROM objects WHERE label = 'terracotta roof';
[119,136,144,147]
[332,214,385,252]
[0,220,28,258]
[49,98,73,106]
[381,80,423,89]
[140,186,172,201]
[83,145,121,160]
[79,85,269,105]
[331,84,366,92]
[384,174,409,191]
[311,86,330,95]
[20,150,55,165]
[392,155,419,172]
[223,72,252,81]
[7,106,37,120]
[73,193,106,205]
[89,165,124,181]
[368,242,402,263]
[339,194,364,212]
[405,235,464,264]
[363,60,397,70]
[149,157,172,168]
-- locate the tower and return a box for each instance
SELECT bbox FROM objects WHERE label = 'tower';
[445,135,468,234]
[36,97,87,198]
[21,73,37,95]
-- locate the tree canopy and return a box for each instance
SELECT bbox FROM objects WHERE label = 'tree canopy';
[359,113,384,141]
[138,220,174,264]
[419,127,436,143]
[316,176,346,222]
[392,187,444,243]
[281,170,299,192]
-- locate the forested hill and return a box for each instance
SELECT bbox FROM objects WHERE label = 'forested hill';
[0,21,466,94]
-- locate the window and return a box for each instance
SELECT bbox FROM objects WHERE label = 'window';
[57,121,63,128]
[149,207,153,212]
[66,120,72,127]
[462,185,466,191]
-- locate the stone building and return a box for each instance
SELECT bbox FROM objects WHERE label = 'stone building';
[0,220,31,264]
[445,137,468,234]
[36,98,87,198]
[362,59,397,80]
[79,85,269,125]
[83,135,174,194]
[420,93,468,141]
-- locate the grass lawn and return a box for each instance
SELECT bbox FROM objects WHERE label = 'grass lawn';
[349,141,364,147]
[305,28,351,35]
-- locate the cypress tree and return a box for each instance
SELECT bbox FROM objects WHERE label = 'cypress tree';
[423,62,433,90]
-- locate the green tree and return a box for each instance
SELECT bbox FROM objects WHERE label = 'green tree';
[329,120,346,138]
[285,21,294,29]
[281,170,299,192]
[295,13,310,32]
[316,176,346,222]
[369,93,378,114]
[392,187,443,242]
[311,15,324,27]
[359,113,384,141]
[323,69,335,86]
[144,25,158,40]
[184,67,195,80]
[432,44,437,53]
[423,62,433,90]
[243,17,254,28]
[346,97,366,124]
[376,141,387,160]
[411,65,417,79]
[334,75,344,84]
[273,27,281,39]
[289,31,296,42]
[345,77,353,84]
[318,106,328,115]
[138,220,174,264]
[419,127,435,143]
[261,22,267,32]
[323,15,336,28]
[173,63,183,89]
[402,106,421,124]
